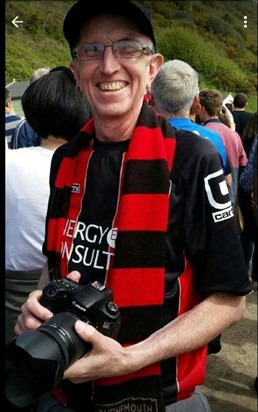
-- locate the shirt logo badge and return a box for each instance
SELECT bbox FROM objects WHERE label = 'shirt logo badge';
[71,183,80,194]
[204,169,233,223]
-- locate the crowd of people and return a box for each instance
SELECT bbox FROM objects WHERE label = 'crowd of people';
[5,1,256,412]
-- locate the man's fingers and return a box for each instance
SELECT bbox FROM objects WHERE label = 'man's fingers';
[74,320,97,341]
[66,271,81,283]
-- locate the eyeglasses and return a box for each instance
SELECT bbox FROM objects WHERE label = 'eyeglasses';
[73,40,154,61]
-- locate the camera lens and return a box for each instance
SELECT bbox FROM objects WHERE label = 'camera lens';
[5,312,91,408]
[6,329,65,407]
[5,280,120,408]
[39,311,91,366]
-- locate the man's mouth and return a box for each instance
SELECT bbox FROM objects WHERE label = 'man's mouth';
[97,81,127,91]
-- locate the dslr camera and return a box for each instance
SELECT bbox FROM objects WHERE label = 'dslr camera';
[5,278,121,408]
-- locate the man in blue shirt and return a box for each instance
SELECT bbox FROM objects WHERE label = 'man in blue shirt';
[151,59,232,187]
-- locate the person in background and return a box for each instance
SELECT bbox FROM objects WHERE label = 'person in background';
[14,1,252,412]
[251,141,258,394]
[5,88,21,148]
[10,67,51,149]
[225,102,234,113]
[5,66,91,345]
[151,59,232,188]
[151,60,234,357]
[29,67,50,83]
[219,105,236,130]
[238,113,258,291]
[199,88,247,212]
[252,139,258,226]
[232,92,252,138]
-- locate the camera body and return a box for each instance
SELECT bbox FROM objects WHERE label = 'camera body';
[40,278,121,338]
[6,278,121,408]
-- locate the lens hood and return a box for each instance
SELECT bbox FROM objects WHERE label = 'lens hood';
[5,280,120,408]
[5,328,66,407]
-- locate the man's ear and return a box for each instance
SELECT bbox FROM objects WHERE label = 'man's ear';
[191,95,202,115]
[70,61,80,87]
[5,99,12,113]
[191,95,199,108]
[147,53,164,89]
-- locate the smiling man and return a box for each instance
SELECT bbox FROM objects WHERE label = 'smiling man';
[14,1,253,412]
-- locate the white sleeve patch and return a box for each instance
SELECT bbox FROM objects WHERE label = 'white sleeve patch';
[212,206,234,223]
[204,169,232,218]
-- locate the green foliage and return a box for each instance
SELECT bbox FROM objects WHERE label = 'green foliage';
[156,27,255,94]
[205,15,244,44]
[6,1,74,82]
[173,10,195,26]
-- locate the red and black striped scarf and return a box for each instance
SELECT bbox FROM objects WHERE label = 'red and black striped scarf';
[46,102,176,412]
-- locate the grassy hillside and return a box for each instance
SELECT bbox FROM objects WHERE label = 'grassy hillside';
[6,0,257,111]
[6,1,75,82]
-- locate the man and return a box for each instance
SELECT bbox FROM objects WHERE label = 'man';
[199,89,247,211]
[14,1,252,412]
[232,92,252,138]
[151,59,232,188]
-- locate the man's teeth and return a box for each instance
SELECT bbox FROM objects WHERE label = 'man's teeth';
[98,82,126,91]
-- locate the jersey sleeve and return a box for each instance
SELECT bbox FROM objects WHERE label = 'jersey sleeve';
[170,130,252,296]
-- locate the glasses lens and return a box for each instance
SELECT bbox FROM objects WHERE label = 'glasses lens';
[114,41,143,58]
[77,44,104,60]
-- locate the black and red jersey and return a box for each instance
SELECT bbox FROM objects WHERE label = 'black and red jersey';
[44,127,252,405]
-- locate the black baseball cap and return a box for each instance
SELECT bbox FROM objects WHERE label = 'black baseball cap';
[63,0,156,56]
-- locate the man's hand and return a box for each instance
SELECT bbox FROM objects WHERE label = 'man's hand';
[14,270,81,335]
[64,321,133,383]
[14,290,52,335]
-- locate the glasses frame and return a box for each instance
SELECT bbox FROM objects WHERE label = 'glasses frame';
[72,40,154,61]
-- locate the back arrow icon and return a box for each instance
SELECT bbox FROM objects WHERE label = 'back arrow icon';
[12,16,23,28]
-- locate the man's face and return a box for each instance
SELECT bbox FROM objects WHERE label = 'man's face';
[70,14,163,122]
